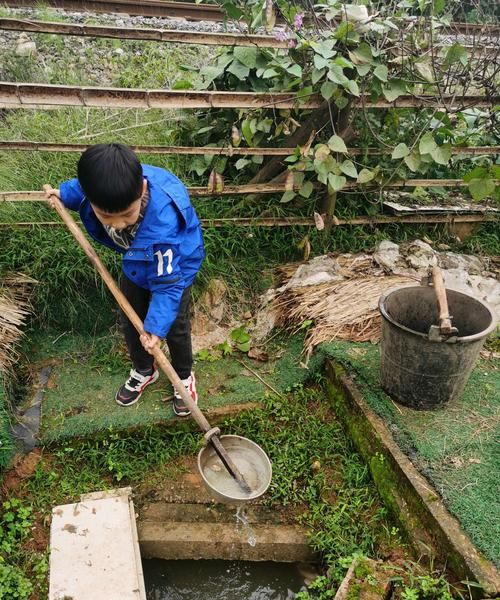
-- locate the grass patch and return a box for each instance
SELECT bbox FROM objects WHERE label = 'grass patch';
[321,340,500,567]
[2,380,403,597]
[0,372,15,473]
[20,329,325,441]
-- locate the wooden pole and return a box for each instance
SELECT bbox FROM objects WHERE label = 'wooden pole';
[43,186,252,494]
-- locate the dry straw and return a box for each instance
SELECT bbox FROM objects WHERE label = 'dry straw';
[273,254,415,357]
[0,274,34,372]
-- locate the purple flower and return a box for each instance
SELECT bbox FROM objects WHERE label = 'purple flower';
[274,29,288,42]
[294,12,304,29]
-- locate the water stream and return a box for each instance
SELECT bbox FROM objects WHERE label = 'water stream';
[143,559,307,600]
[235,506,257,547]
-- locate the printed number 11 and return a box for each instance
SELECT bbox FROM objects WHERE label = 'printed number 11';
[155,249,173,276]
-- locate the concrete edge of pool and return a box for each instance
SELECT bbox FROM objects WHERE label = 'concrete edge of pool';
[324,359,500,597]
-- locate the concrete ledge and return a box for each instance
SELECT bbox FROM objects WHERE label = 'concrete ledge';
[325,360,499,596]
[139,520,314,562]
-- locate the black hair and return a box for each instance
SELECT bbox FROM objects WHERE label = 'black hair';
[77,143,143,213]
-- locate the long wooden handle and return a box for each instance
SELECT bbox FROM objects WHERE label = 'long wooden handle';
[44,187,252,493]
[431,266,453,334]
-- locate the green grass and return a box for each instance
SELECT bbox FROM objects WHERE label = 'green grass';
[19,329,325,441]
[0,372,15,473]
[321,340,500,567]
[4,381,400,596]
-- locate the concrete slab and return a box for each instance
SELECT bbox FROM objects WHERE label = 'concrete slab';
[49,487,146,600]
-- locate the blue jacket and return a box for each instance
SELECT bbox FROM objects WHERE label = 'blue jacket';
[60,164,204,338]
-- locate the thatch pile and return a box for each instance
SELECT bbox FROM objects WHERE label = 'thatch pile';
[272,253,416,357]
[0,274,33,372]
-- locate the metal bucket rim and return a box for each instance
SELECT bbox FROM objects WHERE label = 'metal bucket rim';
[378,285,497,342]
[197,434,272,503]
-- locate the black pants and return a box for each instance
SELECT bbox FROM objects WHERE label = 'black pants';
[120,275,193,380]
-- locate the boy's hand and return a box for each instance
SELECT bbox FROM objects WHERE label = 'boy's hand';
[140,332,160,354]
[43,184,60,208]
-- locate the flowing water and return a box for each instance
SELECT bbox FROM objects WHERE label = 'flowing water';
[235,506,257,547]
[143,559,307,600]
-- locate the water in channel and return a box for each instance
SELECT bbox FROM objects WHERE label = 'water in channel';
[143,559,308,600]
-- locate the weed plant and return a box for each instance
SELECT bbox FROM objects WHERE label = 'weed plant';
[0,498,48,600]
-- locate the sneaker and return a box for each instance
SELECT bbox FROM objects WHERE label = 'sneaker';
[115,368,159,407]
[173,372,198,417]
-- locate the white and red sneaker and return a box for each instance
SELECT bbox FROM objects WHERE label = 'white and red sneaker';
[173,372,198,417]
[115,368,159,407]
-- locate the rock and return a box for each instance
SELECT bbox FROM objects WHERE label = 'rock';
[438,252,485,275]
[15,33,36,57]
[199,278,228,323]
[401,239,437,270]
[443,269,500,321]
[373,240,406,273]
[282,255,344,290]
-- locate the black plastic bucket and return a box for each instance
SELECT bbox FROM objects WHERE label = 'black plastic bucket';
[378,286,496,409]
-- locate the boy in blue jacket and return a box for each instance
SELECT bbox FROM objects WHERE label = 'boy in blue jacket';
[44,143,204,415]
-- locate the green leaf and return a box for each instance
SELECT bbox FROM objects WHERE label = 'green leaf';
[314,54,330,70]
[328,65,348,85]
[227,60,250,80]
[382,79,406,102]
[233,46,258,69]
[340,160,358,178]
[280,190,296,203]
[299,181,314,198]
[415,60,435,83]
[320,81,337,100]
[235,158,250,170]
[463,166,490,182]
[312,67,326,85]
[262,68,278,79]
[357,168,374,183]
[314,39,337,59]
[419,132,437,155]
[343,79,360,97]
[404,152,421,172]
[230,326,250,343]
[200,65,225,85]
[356,63,371,77]
[348,43,372,65]
[237,341,251,353]
[315,144,331,161]
[444,43,469,67]
[286,63,302,77]
[334,56,354,69]
[327,135,348,154]
[335,95,349,109]
[392,143,410,159]
[241,120,254,145]
[433,0,446,14]
[222,1,243,20]
[430,144,452,165]
[172,80,193,90]
[373,65,388,82]
[328,173,347,191]
[468,178,495,201]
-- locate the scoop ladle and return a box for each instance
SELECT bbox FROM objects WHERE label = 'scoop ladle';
[44,187,252,495]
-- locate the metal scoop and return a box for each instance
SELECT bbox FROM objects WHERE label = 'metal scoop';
[427,266,459,342]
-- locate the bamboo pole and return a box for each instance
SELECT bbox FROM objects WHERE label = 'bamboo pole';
[0,140,498,157]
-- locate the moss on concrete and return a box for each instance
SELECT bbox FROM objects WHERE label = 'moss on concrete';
[322,340,500,574]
